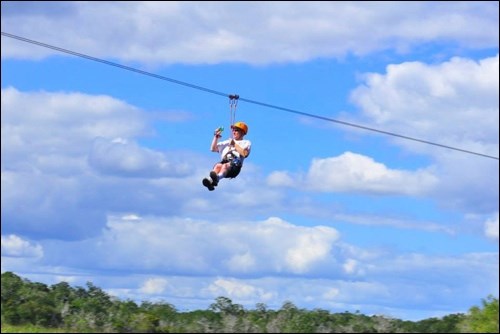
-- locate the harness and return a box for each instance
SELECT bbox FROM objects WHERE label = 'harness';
[222,148,243,167]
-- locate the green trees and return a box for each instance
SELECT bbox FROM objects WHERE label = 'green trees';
[2,271,498,333]
[209,296,245,316]
[1,271,59,327]
[1,271,25,325]
[460,295,499,333]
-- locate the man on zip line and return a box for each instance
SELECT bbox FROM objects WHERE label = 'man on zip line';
[202,121,251,191]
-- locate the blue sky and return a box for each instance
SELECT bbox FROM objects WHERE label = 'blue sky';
[1,1,498,321]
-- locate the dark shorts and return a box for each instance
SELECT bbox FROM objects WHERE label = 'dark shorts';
[217,157,243,178]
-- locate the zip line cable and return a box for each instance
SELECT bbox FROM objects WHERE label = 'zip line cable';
[1,32,227,98]
[237,96,499,160]
[2,31,498,161]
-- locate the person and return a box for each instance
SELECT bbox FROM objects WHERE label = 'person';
[202,121,251,191]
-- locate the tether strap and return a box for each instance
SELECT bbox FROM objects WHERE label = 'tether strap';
[229,94,239,138]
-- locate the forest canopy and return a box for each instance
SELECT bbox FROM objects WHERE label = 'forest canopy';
[1,272,498,333]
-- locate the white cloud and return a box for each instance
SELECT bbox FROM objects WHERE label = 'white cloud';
[323,287,340,299]
[225,251,257,273]
[348,55,499,214]
[206,278,266,300]
[1,87,148,167]
[267,171,295,187]
[343,258,363,275]
[484,213,499,242]
[285,226,338,273]
[88,137,191,178]
[268,152,438,196]
[1,234,43,258]
[0,87,201,239]
[79,216,341,276]
[139,277,169,294]
[350,55,499,158]
[306,152,438,195]
[1,2,497,65]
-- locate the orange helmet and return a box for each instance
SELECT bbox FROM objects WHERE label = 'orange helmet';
[231,121,248,135]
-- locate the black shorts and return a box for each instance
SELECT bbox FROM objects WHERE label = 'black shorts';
[217,157,243,178]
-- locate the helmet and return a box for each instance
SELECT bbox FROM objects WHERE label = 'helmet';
[231,121,248,135]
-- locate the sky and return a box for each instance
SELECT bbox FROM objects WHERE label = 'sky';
[1,1,498,321]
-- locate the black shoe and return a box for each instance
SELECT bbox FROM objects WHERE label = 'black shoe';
[202,178,215,191]
[210,171,219,186]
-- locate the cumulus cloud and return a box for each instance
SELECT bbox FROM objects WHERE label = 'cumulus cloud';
[305,152,438,194]
[0,87,199,239]
[347,55,499,213]
[285,226,338,273]
[350,55,499,158]
[1,87,148,167]
[1,234,43,258]
[268,151,438,195]
[88,137,191,178]
[39,215,340,276]
[1,2,498,65]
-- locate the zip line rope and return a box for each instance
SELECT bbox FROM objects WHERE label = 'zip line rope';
[2,31,498,161]
[228,94,239,139]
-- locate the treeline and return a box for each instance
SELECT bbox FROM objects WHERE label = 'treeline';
[1,272,498,333]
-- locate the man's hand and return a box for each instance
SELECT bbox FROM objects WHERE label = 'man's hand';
[230,140,248,157]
